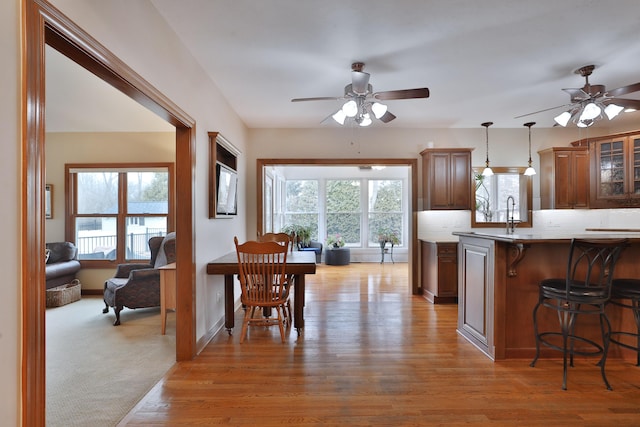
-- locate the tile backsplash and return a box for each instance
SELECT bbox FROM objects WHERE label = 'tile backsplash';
[418,209,640,242]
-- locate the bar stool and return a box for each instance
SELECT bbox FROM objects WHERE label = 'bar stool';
[608,278,640,366]
[530,238,628,390]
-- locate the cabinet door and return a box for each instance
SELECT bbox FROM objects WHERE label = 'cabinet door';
[449,151,471,209]
[554,152,573,208]
[572,150,590,208]
[590,137,640,208]
[554,150,590,208]
[421,149,471,210]
[429,152,452,209]
[437,243,458,297]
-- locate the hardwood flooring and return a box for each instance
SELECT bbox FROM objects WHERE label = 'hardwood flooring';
[121,263,640,426]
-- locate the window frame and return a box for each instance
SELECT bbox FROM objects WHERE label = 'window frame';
[66,162,175,267]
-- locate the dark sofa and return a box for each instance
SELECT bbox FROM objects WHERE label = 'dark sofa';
[45,242,81,289]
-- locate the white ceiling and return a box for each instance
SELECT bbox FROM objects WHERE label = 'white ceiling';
[47,0,640,131]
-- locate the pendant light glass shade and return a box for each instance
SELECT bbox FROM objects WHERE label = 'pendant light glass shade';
[481,122,494,177]
[523,121,536,176]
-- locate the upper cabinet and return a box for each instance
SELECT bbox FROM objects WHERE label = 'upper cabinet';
[421,148,472,210]
[589,134,640,208]
[539,147,589,209]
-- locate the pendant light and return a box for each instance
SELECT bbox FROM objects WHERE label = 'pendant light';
[481,122,494,177]
[523,122,536,176]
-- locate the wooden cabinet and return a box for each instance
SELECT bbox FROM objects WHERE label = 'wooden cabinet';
[539,147,589,209]
[421,148,472,210]
[589,135,640,208]
[457,235,493,358]
[421,240,458,303]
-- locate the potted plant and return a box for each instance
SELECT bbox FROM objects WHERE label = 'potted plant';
[377,228,400,249]
[281,224,312,248]
[325,234,346,249]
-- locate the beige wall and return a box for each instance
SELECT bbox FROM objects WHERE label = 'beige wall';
[1,0,21,424]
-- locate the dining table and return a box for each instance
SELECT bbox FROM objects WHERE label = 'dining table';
[206,250,317,335]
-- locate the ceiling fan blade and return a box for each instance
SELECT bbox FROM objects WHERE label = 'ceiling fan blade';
[291,96,342,102]
[379,111,396,123]
[514,103,574,119]
[607,82,640,97]
[374,88,430,100]
[351,71,370,95]
[609,98,640,110]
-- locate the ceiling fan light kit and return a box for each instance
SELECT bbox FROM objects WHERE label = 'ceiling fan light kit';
[547,65,640,128]
[292,62,429,126]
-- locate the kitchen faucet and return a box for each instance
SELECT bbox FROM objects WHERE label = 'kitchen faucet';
[506,195,516,234]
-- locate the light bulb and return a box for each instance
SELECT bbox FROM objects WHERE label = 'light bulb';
[482,167,494,177]
[524,167,536,176]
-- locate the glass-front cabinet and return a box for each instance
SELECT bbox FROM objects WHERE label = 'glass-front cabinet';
[590,135,640,208]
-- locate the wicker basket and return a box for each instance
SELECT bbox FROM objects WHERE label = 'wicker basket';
[46,279,81,308]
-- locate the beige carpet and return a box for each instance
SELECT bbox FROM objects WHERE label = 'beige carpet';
[46,295,176,426]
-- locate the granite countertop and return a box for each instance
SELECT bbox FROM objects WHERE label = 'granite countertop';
[453,231,640,243]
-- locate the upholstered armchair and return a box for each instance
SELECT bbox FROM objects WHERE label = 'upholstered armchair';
[102,232,176,326]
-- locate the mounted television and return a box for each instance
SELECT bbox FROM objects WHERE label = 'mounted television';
[216,162,238,216]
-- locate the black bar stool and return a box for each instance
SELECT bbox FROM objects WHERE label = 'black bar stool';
[608,278,640,366]
[530,238,628,390]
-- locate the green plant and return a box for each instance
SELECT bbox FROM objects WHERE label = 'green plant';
[281,224,311,246]
[377,228,400,246]
[326,234,345,249]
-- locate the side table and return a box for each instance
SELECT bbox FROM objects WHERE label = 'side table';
[158,262,176,334]
[325,247,351,265]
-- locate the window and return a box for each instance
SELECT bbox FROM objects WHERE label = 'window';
[368,180,403,246]
[284,180,318,238]
[326,179,361,245]
[67,163,174,264]
[282,176,406,248]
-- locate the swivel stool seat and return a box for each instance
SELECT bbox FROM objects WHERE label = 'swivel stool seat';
[608,278,640,366]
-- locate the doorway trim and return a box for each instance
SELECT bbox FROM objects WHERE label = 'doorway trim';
[256,158,420,295]
[23,0,197,424]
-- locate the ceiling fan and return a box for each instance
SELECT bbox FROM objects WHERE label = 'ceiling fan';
[517,65,640,127]
[291,62,430,126]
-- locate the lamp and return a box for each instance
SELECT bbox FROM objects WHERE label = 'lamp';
[481,122,494,177]
[523,122,536,176]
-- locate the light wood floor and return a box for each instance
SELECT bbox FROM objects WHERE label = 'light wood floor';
[121,263,640,426]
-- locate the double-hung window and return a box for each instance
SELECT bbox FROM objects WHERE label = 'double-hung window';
[67,163,174,264]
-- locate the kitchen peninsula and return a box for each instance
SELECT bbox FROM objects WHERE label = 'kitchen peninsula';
[453,231,640,361]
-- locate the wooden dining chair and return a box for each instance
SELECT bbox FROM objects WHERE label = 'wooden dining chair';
[257,232,293,324]
[234,237,290,343]
[258,232,293,252]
